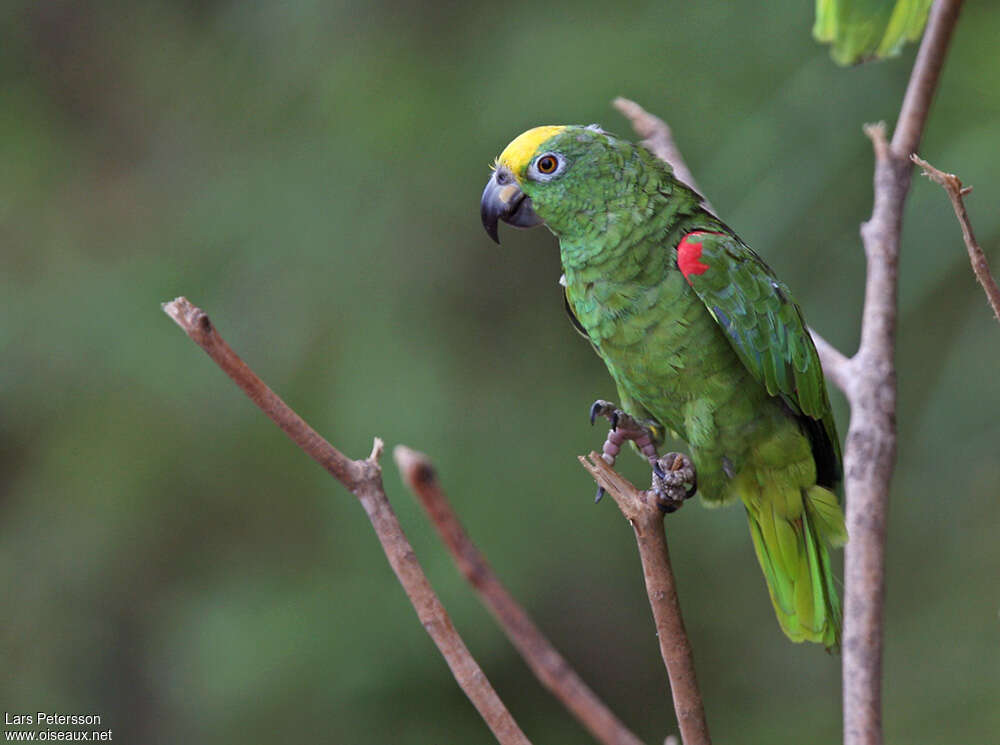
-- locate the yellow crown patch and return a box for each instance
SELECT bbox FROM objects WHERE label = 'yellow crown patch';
[496,125,567,181]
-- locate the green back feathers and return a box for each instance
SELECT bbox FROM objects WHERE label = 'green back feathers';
[681,231,843,490]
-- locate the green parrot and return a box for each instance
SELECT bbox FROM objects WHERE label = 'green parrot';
[481,125,847,647]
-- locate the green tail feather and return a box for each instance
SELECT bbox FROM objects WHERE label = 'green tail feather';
[746,486,844,649]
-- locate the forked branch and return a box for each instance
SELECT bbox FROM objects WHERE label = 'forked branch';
[162,297,532,745]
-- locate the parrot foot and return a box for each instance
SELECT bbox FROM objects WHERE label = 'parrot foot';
[589,399,660,504]
[650,452,697,513]
[589,400,659,463]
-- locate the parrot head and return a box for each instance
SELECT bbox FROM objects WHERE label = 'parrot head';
[481,124,631,244]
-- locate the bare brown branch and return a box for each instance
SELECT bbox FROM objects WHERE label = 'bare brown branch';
[891,0,964,159]
[842,122,901,745]
[579,453,710,745]
[394,446,647,745]
[162,297,532,745]
[162,297,362,488]
[843,5,963,745]
[912,155,1000,323]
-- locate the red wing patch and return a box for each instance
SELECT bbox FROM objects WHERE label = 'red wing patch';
[677,231,723,284]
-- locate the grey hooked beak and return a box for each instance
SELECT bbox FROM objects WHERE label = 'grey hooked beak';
[480,167,543,244]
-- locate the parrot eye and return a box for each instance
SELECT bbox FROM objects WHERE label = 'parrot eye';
[537,155,558,174]
[528,152,566,181]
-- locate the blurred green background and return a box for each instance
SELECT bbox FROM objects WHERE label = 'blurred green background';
[2,1,998,743]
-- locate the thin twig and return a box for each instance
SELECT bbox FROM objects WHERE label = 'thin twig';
[394,446,647,745]
[163,298,362,488]
[911,155,1000,323]
[162,297,532,745]
[579,453,710,745]
[843,4,963,745]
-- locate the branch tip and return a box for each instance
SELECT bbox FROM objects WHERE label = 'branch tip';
[162,296,213,340]
[863,121,890,158]
[612,97,661,140]
[911,154,972,194]
[393,445,437,488]
[369,437,385,464]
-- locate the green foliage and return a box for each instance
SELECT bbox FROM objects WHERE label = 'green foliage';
[814,0,933,65]
[2,1,998,743]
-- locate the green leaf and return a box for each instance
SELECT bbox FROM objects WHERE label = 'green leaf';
[813,0,933,66]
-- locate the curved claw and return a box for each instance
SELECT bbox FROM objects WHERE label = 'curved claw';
[594,486,605,504]
[589,399,617,426]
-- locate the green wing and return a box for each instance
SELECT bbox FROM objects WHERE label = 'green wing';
[679,230,842,488]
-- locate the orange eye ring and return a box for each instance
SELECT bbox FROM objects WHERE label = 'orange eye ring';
[536,155,558,174]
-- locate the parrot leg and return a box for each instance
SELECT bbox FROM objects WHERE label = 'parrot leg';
[589,399,660,464]
[588,400,697,512]
[589,399,666,503]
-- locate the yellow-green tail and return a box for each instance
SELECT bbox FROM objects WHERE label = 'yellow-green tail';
[745,485,847,649]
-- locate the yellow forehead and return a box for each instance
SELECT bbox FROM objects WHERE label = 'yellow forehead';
[496,125,567,179]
